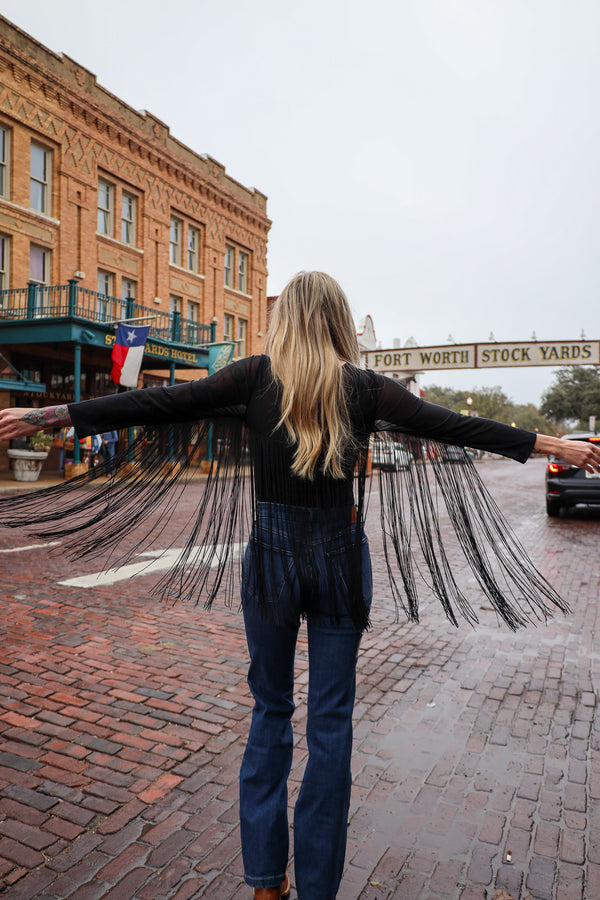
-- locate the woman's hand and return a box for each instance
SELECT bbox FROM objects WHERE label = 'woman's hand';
[0,405,72,442]
[535,433,600,473]
[0,408,40,442]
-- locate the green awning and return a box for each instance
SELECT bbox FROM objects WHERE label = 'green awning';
[0,353,46,393]
[0,378,46,392]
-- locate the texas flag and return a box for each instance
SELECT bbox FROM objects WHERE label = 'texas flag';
[110,323,150,388]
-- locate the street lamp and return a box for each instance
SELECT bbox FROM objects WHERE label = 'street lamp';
[466,397,473,416]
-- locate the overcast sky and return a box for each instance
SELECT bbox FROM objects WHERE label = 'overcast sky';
[2,0,599,404]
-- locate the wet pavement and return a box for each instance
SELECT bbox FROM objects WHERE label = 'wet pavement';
[0,457,598,899]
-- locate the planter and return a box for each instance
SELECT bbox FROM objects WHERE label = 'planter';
[64,461,88,480]
[7,448,50,482]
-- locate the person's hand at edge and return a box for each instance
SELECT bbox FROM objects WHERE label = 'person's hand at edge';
[0,405,72,442]
[535,433,600,473]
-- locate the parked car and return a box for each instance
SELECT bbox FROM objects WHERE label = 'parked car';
[371,439,412,472]
[439,445,476,463]
[545,433,600,516]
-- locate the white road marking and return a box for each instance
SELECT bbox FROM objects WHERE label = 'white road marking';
[0,541,62,554]
[58,543,245,588]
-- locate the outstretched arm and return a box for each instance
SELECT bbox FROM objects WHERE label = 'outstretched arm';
[373,373,600,472]
[0,405,72,442]
[374,375,535,461]
[0,357,262,442]
[534,433,600,473]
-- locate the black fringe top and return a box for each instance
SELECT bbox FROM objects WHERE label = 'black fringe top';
[0,356,567,631]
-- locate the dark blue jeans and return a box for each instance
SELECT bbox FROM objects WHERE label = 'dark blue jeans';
[240,503,372,899]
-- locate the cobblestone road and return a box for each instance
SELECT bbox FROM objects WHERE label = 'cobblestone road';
[0,458,598,899]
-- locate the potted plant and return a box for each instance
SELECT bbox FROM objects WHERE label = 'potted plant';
[7,432,53,482]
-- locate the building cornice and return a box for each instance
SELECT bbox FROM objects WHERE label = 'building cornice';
[0,16,271,236]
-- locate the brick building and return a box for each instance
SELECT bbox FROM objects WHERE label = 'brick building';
[0,16,270,469]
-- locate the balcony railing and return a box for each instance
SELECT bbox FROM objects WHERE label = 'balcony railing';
[0,282,214,347]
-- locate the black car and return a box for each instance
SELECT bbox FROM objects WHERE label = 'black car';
[441,445,477,463]
[371,438,412,472]
[545,433,600,516]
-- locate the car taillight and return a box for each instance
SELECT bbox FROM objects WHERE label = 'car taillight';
[590,436,600,443]
[548,462,571,474]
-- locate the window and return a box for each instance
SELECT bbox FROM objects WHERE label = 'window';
[237,317,247,357]
[97,270,113,321]
[225,244,250,292]
[170,217,182,265]
[170,217,201,271]
[0,235,8,311]
[15,365,42,385]
[30,246,49,284]
[224,245,234,287]
[0,235,7,293]
[97,270,112,296]
[97,180,113,235]
[29,246,49,316]
[238,251,248,293]
[93,371,113,395]
[0,127,8,198]
[170,295,182,340]
[187,300,200,344]
[30,144,50,214]
[121,278,136,319]
[224,313,234,342]
[187,226,198,272]
[121,192,136,244]
[121,278,136,301]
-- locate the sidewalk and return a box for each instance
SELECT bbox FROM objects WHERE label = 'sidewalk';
[0,468,212,495]
[0,472,65,494]
[0,451,510,494]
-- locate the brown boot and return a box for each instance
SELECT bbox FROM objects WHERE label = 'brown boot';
[254,873,290,899]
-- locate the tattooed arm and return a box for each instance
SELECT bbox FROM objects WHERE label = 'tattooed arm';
[0,405,72,442]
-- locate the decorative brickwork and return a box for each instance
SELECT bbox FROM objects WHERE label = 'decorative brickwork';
[0,14,271,356]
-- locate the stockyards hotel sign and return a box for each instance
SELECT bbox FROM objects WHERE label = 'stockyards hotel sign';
[366,341,600,373]
[104,332,204,366]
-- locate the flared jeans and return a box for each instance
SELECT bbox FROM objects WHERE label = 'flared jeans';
[239,504,372,900]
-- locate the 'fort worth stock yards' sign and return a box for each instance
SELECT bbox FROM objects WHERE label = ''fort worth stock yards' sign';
[366,340,599,373]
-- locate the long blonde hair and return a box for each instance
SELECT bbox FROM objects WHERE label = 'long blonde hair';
[265,271,361,480]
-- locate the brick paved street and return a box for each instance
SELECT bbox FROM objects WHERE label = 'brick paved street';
[0,457,598,899]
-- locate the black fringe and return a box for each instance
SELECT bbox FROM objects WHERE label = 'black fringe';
[0,424,569,631]
[374,436,568,630]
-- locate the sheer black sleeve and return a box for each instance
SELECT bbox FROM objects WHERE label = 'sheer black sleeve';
[68,355,264,438]
[373,373,536,463]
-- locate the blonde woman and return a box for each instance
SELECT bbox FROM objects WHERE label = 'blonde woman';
[0,271,599,900]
